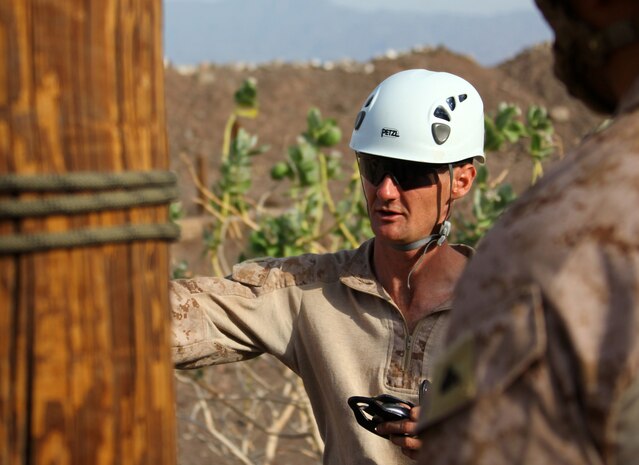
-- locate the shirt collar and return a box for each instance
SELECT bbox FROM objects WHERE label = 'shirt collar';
[339,238,475,298]
[339,238,389,298]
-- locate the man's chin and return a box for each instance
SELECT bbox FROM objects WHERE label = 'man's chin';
[375,234,414,248]
[373,226,403,242]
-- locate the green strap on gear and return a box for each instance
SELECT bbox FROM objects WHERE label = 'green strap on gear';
[0,170,181,254]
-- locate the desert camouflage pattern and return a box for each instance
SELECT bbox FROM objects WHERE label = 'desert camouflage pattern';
[171,239,472,465]
[417,79,639,464]
[387,311,448,391]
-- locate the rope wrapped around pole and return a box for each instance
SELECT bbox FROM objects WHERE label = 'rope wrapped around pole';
[0,170,181,254]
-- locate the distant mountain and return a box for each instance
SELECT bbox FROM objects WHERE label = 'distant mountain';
[163,0,553,67]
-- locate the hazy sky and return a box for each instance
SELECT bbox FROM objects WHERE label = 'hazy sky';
[163,0,551,66]
[330,0,537,14]
[165,0,539,15]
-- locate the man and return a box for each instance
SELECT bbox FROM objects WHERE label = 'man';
[415,1,639,464]
[170,69,484,464]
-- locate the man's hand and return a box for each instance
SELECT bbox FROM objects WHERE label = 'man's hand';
[375,406,422,460]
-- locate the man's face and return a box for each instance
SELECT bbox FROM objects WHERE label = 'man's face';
[357,153,450,247]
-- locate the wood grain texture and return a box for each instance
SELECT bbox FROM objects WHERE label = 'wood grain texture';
[0,1,177,464]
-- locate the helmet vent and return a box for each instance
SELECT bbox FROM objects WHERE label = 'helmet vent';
[446,97,456,111]
[434,106,450,121]
[364,93,375,108]
[459,94,468,102]
[354,111,366,130]
[432,123,451,145]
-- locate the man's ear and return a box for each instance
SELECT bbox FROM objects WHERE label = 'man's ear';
[452,164,476,199]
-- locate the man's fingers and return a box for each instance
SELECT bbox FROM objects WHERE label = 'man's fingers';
[377,418,418,436]
[389,434,422,451]
[376,406,421,436]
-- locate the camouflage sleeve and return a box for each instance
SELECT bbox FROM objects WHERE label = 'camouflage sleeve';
[415,110,639,464]
[170,258,299,370]
[415,285,601,465]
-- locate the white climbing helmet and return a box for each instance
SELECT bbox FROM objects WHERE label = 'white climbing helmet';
[349,69,485,164]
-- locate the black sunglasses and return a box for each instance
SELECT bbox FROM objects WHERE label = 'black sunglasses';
[356,153,444,190]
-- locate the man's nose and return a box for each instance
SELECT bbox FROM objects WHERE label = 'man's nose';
[376,174,401,197]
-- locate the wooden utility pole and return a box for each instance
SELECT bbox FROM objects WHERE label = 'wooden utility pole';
[0,1,177,464]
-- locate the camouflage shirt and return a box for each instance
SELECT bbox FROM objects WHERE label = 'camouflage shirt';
[171,238,472,465]
[417,79,639,464]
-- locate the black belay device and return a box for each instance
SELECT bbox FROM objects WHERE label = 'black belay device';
[347,394,413,438]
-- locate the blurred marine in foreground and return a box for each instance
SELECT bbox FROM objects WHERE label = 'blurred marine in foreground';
[416,0,639,464]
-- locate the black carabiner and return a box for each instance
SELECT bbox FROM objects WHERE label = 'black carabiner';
[347,394,414,438]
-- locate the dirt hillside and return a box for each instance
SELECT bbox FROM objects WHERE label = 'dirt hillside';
[165,42,603,275]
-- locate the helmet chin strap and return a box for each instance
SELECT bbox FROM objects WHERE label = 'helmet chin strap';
[403,164,454,289]
[390,220,451,251]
